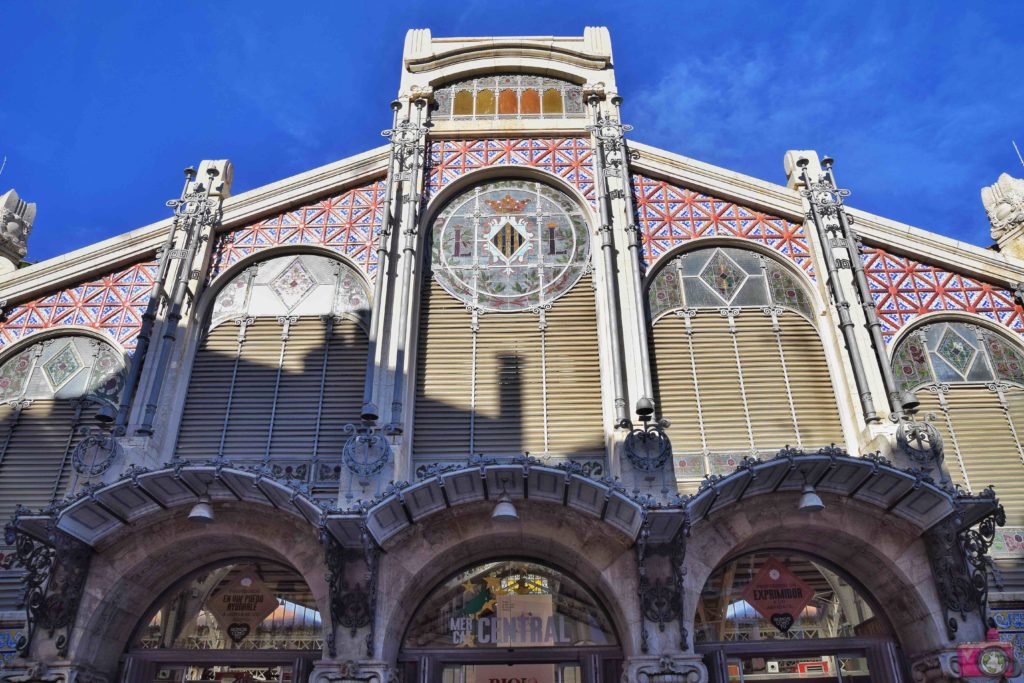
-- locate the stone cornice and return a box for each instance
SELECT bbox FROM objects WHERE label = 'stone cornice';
[406,40,611,74]
[0,145,389,306]
[629,139,1024,286]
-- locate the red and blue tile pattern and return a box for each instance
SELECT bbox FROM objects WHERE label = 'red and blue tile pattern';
[632,173,814,277]
[862,246,1024,342]
[0,261,158,353]
[425,138,595,203]
[208,178,387,281]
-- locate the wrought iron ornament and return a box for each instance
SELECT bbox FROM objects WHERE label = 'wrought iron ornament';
[342,421,392,483]
[2,510,93,658]
[925,493,1005,640]
[635,510,690,653]
[71,432,122,477]
[320,519,380,658]
[624,411,672,473]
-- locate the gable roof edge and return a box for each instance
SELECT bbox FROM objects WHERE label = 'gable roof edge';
[0,145,390,306]
[630,140,1024,286]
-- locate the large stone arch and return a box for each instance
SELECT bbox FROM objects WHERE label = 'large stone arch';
[684,491,970,657]
[68,502,327,677]
[374,499,641,663]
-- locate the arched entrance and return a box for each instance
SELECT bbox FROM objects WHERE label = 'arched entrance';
[398,559,623,683]
[122,559,322,683]
[694,550,902,683]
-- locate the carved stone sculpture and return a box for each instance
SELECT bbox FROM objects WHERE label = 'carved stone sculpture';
[0,188,36,275]
[982,173,1024,257]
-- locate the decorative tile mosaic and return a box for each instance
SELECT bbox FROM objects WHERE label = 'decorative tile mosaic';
[632,173,814,276]
[425,138,595,203]
[208,178,387,281]
[0,261,158,352]
[269,257,317,311]
[862,247,1024,342]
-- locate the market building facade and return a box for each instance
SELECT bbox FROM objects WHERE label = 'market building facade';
[2,27,1024,683]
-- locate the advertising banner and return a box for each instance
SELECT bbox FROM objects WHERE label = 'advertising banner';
[206,573,278,644]
[741,557,813,633]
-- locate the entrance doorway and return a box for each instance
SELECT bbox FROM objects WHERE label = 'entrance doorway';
[122,560,321,683]
[695,551,904,683]
[399,560,623,683]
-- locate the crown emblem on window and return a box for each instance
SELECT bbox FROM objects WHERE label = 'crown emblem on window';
[484,194,531,213]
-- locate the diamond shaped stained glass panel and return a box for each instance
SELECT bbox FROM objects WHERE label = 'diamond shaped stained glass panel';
[491,220,528,260]
[936,326,976,376]
[269,258,316,311]
[43,343,84,390]
[699,250,748,302]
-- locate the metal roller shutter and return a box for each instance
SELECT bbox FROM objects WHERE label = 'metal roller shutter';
[176,316,367,466]
[316,320,369,463]
[175,322,239,459]
[473,310,544,457]
[734,313,800,449]
[920,385,1024,525]
[413,275,604,462]
[777,314,844,450]
[0,399,86,522]
[413,281,475,459]
[649,314,704,456]
[650,308,843,487]
[543,277,604,458]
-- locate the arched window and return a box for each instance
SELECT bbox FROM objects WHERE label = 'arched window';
[175,254,369,499]
[130,560,321,672]
[0,333,125,611]
[0,334,125,521]
[413,179,603,476]
[892,320,1024,523]
[697,551,890,674]
[401,559,620,681]
[647,246,842,490]
[432,74,584,120]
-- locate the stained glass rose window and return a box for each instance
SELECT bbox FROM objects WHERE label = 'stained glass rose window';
[430,179,591,312]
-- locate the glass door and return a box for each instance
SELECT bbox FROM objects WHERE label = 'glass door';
[146,664,293,683]
[723,652,872,682]
[440,662,582,683]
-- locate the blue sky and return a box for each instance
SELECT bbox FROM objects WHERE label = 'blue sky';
[4,1,1023,263]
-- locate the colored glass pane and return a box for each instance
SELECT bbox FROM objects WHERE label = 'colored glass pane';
[521,89,540,114]
[476,89,496,116]
[542,88,563,114]
[432,75,585,121]
[983,332,1024,384]
[937,326,976,376]
[699,250,747,302]
[498,89,517,114]
[765,259,812,318]
[43,343,83,390]
[647,264,684,321]
[269,257,317,311]
[430,179,590,312]
[453,90,474,116]
[892,337,932,392]
[0,348,32,401]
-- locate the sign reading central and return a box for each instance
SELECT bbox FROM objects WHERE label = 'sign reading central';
[432,180,590,312]
[402,560,617,650]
